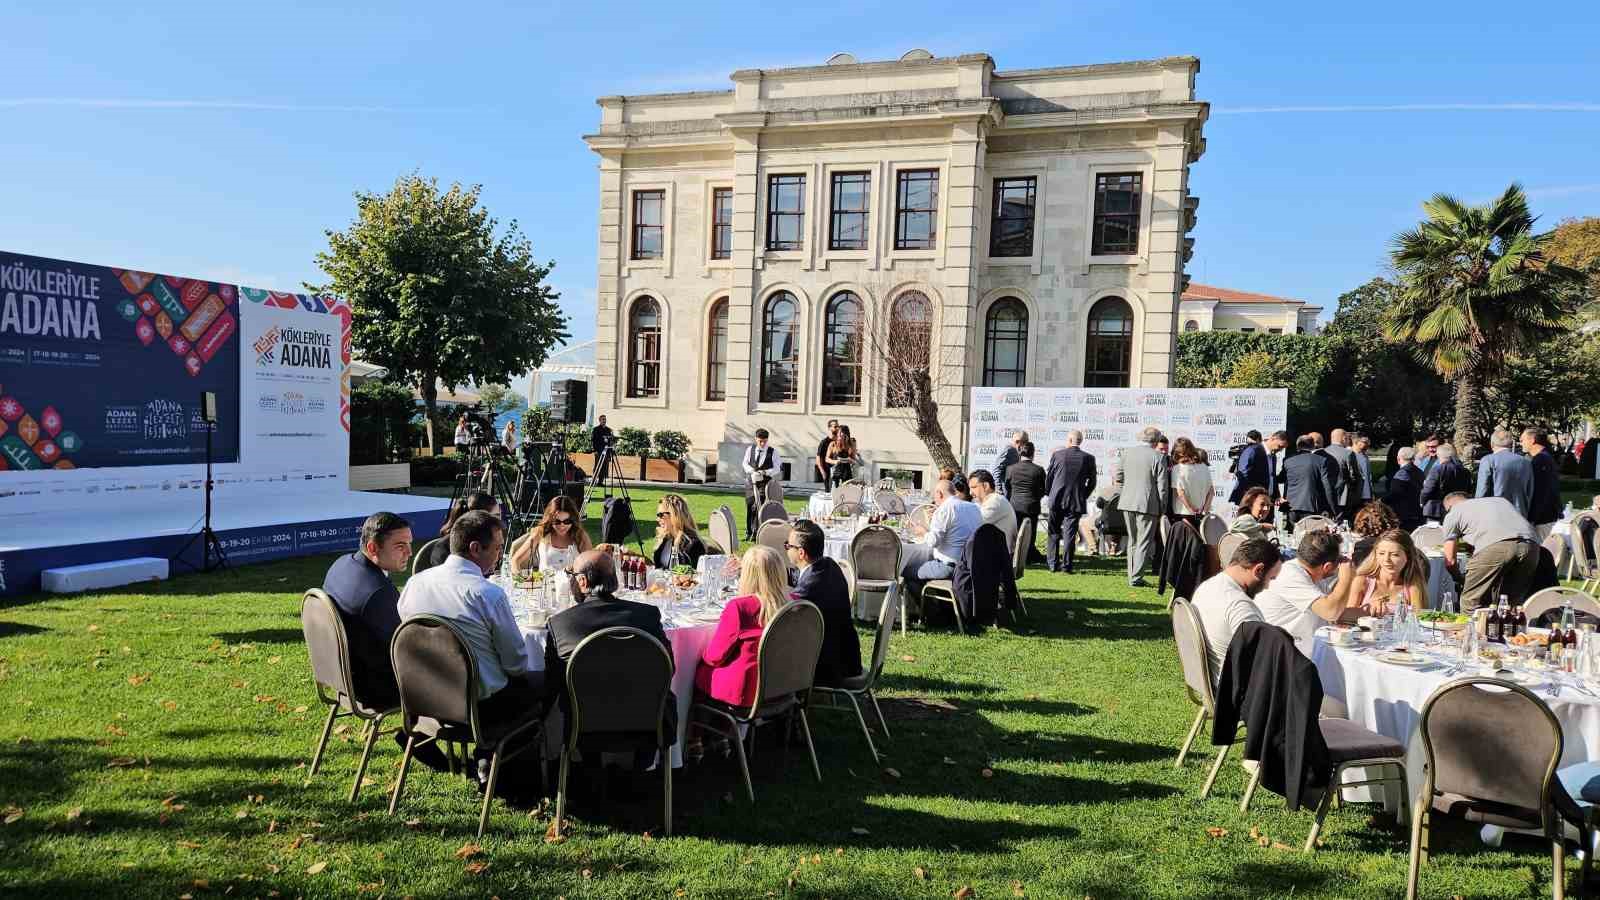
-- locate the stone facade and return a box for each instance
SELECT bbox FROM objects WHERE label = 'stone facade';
[1178,283,1323,335]
[583,52,1207,487]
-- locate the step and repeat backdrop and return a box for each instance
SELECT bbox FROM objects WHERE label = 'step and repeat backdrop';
[966,387,1290,491]
[0,251,351,515]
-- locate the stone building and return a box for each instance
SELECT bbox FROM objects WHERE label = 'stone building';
[583,50,1207,487]
[1179,282,1322,335]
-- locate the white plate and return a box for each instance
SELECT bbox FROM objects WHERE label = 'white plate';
[1378,652,1429,667]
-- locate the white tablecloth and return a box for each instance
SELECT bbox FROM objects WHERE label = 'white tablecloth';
[1310,632,1600,811]
[807,493,834,521]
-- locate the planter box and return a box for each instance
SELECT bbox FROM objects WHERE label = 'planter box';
[643,458,684,483]
[571,452,649,480]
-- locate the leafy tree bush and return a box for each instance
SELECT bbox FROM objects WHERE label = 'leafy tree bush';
[653,430,691,460]
[349,380,416,465]
[616,427,652,458]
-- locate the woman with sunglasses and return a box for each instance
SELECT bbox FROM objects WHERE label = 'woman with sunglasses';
[510,495,591,575]
[652,494,706,571]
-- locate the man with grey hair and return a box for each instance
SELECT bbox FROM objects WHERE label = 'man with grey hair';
[902,479,982,603]
[1115,427,1170,586]
[1385,446,1425,530]
[992,429,1028,498]
[1420,442,1472,522]
[1475,428,1534,519]
[1044,429,1096,573]
[1350,433,1374,504]
[1321,428,1361,525]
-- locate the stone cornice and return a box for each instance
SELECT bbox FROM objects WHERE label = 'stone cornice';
[730,52,990,83]
[992,55,1199,80]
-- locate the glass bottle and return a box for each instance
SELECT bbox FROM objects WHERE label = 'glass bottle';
[1486,600,1504,644]
[1563,601,1581,671]
[1511,601,1528,640]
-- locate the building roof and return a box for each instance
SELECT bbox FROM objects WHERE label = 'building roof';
[1181,282,1300,304]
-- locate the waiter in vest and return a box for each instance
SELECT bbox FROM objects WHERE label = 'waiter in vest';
[743,428,782,540]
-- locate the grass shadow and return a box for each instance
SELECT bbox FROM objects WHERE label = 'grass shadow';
[0,622,48,639]
[212,628,305,645]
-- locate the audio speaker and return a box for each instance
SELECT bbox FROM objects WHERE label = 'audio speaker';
[550,379,588,425]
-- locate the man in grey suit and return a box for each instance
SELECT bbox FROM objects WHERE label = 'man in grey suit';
[1321,428,1363,525]
[1283,434,1339,527]
[1115,427,1169,587]
[1475,428,1534,519]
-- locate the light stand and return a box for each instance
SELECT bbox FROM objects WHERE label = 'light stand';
[173,391,229,574]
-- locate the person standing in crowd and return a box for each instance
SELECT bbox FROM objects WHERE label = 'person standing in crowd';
[397,511,540,788]
[1310,432,1347,518]
[1005,441,1047,527]
[992,430,1026,498]
[454,414,471,456]
[1522,428,1562,540]
[1441,492,1540,610]
[420,491,501,572]
[1253,530,1358,646]
[1044,430,1096,574]
[1190,539,1281,684]
[1228,431,1269,504]
[1350,433,1374,507]
[1116,427,1170,587]
[501,418,517,453]
[1228,487,1274,541]
[1476,428,1534,519]
[815,419,840,492]
[1155,436,1171,459]
[1417,434,1442,476]
[1385,446,1426,531]
[785,520,861,688]
[509,495,590,575]
[742,428,781,540]
[1419,443,1471,524]
[653,493,707,571]
[968,470,1018,556]
[589,414,614,457]
[1322,429,1362,525]
[827,425,861,484]
[1282,434,1337,526]
[901,479,982,604]
[1169,437,1214,532]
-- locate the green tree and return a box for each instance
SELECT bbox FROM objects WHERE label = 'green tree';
[1486,333,1600,437]
[1321,278,1453,445]
[1545,216,1600,317]
[1383,184,1587,459]
[475,383,526,418]
[349,380,416,464]
[315,175,567,450]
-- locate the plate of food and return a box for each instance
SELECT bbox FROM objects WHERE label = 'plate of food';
[1417,610,1468,632]
[1378,649,1430,667]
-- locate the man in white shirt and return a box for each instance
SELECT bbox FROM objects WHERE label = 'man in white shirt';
[1190,538,1282,683]
[1252,530,1356,646]
[397,510,542,740]
[967,469,1018,554]
[901,479,982,602]
[742,428,782,539]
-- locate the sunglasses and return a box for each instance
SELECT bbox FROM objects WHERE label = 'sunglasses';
[656,511,671,519]
[552,518,574,527]
[783,542,801,550]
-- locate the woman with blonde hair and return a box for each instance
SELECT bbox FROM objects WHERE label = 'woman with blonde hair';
[1352,528,1429,615]
[652,493,706,570]
[694,545,792,707]
[509,495,591,574]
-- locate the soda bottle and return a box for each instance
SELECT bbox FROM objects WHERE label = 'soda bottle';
[1511,601,1528,639]
[1486,602,1503,644]
[1496,595,1511,641]
[1563,601,1581,671]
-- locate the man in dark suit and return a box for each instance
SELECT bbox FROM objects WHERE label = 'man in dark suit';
[545,550,676,738]
[992,429,1025,498]
[1419,443,1471,522]
[1522,428,1562,540]
[1044,430,1096,573]
[1227,430,1268,504]
[785,520,862,687]
[322,511,413,709]
[1282,434,1338,527]
[1005,441,1048,562]
[589,414,614,457]
[1321,429,1362,525]
[1385,446,1426,530]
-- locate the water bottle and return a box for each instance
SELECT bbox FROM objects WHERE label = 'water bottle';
[1441,591,1457,616]
[1565,501,1575,521]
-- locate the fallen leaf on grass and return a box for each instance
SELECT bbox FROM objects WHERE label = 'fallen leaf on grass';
[1270,842,1293,851]
[581,868,592,879]
[1012,881,1025,896]
[266,819,278,834]
[1204,827,1227,839]
[106,757,138,768]
[192,879,210,889]
[105,725,127,737]
[127,674,149,686]
[454,843,482,860]
[543,819,565,844]
[65,807,82,822]
[305,861,327,875]
[955,887,974,899]
[850,826,870,836]
[177,840,201,850]
[86,624,100,633]
[900,655,917,662]
[235,810,249,820]
[292,706,308,714]
[834,848,844,856]
[267,656,282,665]
[403,818,422,830]
[466,861,490,876]
[2,806,23,825]
[161,700,178,711]
[161,796,185,812]
[883,767,901,779]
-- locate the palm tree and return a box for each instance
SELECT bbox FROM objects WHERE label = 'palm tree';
[1383,183,1586,461]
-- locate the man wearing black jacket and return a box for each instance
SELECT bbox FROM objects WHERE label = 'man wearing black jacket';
[1043,431,1096,573]
[1385,446,1426,530]
[785,520,862,687]
[1522,428,1562,540]
[1282,434,1338,526]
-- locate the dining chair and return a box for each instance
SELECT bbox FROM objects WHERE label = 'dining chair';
[387,617,545,837]
[1411,524,1446,551]
[757,520,790,556]
[875,492,908,516]
[1216,533,1247,568]
[411,538,444,575]
[1406,676,1596,900]
[709,505,739,557]
[1570,512,1599,593]
[554,627,675,837]
[833,501,865,518]
[1170,597,1226,783]
[1200,514,1228,546]
[907,504,933,532]
[300,589,398,803]
[814,585,899,763]
[1293,515,1337,540]
[757,500,790,525]
[833,482,865,506]
[1008,517,1033,619]
[1523,587,1600,628]
[689,601,825,802]
[849,525,902,628]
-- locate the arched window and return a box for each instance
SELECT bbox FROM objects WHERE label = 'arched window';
[1085,296,1134,387]
[626,296,661,398]
[705,298,728,402]
[759,291,799,403]
[821,292,863,405]
[981,298,1028,387]
[1183,319,1199,332]
[886,291,931,407]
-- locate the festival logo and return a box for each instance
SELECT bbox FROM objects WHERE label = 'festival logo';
[1114,411,1141,425]
[1082,393,1106,406]
[1199,413,1230,426]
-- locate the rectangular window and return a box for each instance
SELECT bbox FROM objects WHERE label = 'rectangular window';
[829,172,870,250]
[706,300,728,401]
[1267,327,1283,334]
[1091,172,1142,255]
[894,169,939,250]
[630,190,664,260]
[1240,327,1256,333]
[989,176,1037,257]
[765,174,806,251]
[710,187,733,260]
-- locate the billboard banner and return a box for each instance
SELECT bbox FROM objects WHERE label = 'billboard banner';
[966,387,1290,496]
[0,251,241,471]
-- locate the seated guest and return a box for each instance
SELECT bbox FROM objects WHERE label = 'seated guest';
[544,549,675,736]
[1351,528,1429,615]
[1350,501,1401,567]
[967,469,1018,555]
[1190,538,1281,683]
[652,493,707,570]
[901,479,982,603]
[397,510,539,786]
[696,545,792,707]
[1592,494,1600,515]
[1441,492,1540,610]
[420,491,501,571]
[509,495,590,575]
[1253,530,1357,645]
[322,512,413,708]
[1228,487,1274,541]
[785,520,862,688]
[949,475,973,501]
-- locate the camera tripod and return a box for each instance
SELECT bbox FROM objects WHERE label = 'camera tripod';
[511,437,571,526]
[449,440,523,545]
[583,440,646,555]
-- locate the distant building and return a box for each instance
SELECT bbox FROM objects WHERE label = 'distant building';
[1178,283,1322,335]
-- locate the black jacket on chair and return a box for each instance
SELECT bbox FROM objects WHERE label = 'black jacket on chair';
[791,556,862,687]
[1158,519,1207,601]
[950,523,1015,628]
[1211,622,1329,812]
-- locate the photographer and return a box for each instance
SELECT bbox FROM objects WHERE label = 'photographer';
[590,415,614,457]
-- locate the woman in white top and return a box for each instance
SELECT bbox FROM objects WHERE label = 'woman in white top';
[509,495,591,575]
[501,419,518,452]
[453,414,471,454]
[1169,437,1214,532]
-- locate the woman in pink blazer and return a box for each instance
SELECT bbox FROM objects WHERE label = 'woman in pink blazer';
[694,545,791,708]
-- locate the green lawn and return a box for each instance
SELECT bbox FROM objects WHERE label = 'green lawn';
[0,486,1582,898]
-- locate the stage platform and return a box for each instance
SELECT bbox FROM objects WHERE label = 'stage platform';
[0,491,450,598]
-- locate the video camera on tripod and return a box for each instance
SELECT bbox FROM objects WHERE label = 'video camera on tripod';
[462,402,498,446]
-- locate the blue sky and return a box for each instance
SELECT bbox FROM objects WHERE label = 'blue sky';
[4,0,1597,389]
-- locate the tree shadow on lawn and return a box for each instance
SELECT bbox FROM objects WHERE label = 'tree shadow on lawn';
[0,621,48,639]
